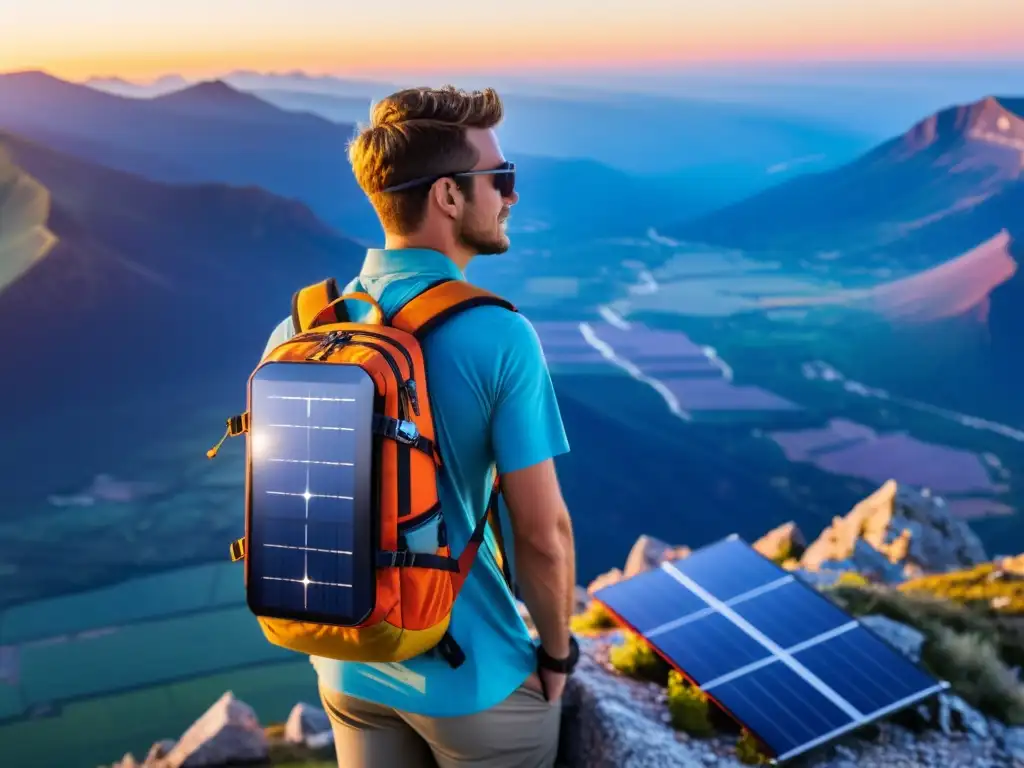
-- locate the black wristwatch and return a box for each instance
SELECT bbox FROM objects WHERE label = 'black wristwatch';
[537,635,580,675]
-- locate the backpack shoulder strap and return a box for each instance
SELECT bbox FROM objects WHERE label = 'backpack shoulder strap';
[291,277,342,333]
[389,278,516,339]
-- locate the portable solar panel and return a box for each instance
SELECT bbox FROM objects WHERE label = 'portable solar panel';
[245,361,377,627]
[592,534,949,764]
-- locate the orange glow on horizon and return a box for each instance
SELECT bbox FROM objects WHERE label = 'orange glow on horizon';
[2,1,1021,83]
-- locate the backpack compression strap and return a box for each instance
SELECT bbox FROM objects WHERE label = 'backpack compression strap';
[388,281,520,669]
[389,277,518,598]
[388,278,517,338]
[291,278,341,333]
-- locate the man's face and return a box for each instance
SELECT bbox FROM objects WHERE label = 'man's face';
[456,128,518,256]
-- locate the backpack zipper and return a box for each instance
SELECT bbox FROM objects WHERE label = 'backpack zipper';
[296,331,417,419]
[343,331,420,416]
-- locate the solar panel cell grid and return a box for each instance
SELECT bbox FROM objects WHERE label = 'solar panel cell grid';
[246,362,376,626]
[592,535,948,763]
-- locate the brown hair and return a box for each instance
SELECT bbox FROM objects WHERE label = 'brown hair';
[348,85,504,234]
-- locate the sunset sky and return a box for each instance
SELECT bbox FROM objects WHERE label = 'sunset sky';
[2,0,1022,82]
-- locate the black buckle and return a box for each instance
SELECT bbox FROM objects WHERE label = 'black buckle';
[389,550,417,568]
[394,419,419,445]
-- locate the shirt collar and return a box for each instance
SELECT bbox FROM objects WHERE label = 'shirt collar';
[359,248,466,282]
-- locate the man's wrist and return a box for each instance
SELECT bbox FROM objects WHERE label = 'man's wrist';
[537,635,579,674]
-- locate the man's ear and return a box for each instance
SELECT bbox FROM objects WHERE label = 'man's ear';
[432,178,462,220]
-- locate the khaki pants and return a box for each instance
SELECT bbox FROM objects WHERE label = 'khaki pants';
[318,673,562,768]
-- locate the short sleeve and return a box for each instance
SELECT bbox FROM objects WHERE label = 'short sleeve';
[490,314,570,474]
[261,316,295,361]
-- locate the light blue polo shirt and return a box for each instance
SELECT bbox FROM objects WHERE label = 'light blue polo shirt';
[261,247,570,717]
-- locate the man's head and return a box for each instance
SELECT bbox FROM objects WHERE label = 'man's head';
[348,86,518,263]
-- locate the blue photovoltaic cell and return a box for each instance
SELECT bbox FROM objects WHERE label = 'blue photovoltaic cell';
[729,579,853,649]
[247,362,376,626]
[592,535,948,763]
[667,536,788,602]
[654,612,772,683]
[596,566,709,634]
[709,662,853,759]
[792,626,943,719]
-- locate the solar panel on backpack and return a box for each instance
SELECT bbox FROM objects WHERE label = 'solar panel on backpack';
[592,535,949,764]
[245,361,377,626]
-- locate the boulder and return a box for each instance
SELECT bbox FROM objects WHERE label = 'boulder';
[162,692,268,768]
[1003,726,1024,761]
[587,567,625,595]
[622,535,691,579]
[753,522,806,562]
[283,702,330,744]
[859,615,925,663]
[918,693,990,742]
[997,553,1024,577]
[144,740,176,765]
[800,480,989,578]
[560,639,718,767]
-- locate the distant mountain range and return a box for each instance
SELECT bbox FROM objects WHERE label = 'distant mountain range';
[83,69,877,188]
[0,71,729,242]
[0,71,379,240]
[670,95,1024,269]
[0,130,362,495]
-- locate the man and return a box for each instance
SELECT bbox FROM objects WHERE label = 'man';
[261,86,578,768]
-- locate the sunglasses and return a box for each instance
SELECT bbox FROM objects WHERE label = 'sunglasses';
[381,161,516,198]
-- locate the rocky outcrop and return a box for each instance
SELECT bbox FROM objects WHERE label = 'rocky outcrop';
[753,521,806,562]
[623,535,692,579]
[282,702,330,746]
[799,479,989,580]
[111,692,268,768]
[587,535,691,596]
[562,629,1020,768]
[106,480,1023,768]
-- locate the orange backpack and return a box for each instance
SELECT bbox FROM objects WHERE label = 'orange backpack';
[207,277,516,669]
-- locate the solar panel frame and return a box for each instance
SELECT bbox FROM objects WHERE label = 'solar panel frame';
[593,534,950,764]
[244,360,378,627]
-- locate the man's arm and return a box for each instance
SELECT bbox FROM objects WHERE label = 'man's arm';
[488,312,574,660]
[501,458,575,658]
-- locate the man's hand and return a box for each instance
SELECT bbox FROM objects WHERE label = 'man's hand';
[524,669,568,702]
[539,668,568,702]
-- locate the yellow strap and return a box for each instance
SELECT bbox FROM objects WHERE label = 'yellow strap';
[292,278,339,333]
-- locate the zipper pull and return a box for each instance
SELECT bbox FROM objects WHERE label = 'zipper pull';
[206,413,250,459]
[307,331,342,360]
[207,424,232,459]
[405,379,420,416]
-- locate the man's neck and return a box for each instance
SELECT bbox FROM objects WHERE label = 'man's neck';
[383,234,474,271]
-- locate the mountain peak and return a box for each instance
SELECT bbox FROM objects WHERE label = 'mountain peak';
[900,94,1024,155]
[154,79,252,105]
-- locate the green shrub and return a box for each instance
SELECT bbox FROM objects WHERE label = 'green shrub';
[608,631,670,685]
[834,571,870,588]
[825,583,1024,671]
[921,627,1024,725]
[571,601,617,634]
[666,670,714,736]
[735,729,771,765]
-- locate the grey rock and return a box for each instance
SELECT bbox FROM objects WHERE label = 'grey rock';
[859,615,925,662]
[283,702,330,744]
[799,479,989,578]
[162,691,268,768]
[1003,726,1024,760]
[622,535,691,579]
[561,649,706,767]
[928,693,990,741]
[144,740,176,766]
